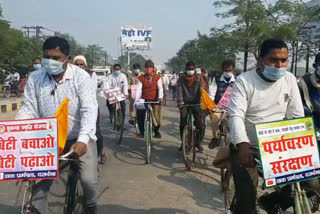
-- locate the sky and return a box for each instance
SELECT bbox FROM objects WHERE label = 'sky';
[0,0,227,65]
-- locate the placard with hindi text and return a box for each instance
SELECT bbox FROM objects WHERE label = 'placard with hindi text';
[0,118,58,182]
[256,117,320,188]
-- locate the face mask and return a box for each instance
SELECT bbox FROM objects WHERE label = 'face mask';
[134,69,140,75]
[146,68,153,75]
[33,64,41,70]
[223,72,233,79]
[262,65,287,81]
[42,58,66,76]
[113,70,121,77]
[186,70,195,76]
[317,66,320,77]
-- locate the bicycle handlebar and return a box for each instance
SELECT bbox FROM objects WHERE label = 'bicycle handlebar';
[59,148,75,160]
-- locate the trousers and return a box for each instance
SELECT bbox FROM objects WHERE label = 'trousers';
[32,140,99,214]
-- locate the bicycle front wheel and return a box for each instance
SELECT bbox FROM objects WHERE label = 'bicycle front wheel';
[115,109,124,144]
[224,169,236,214]
[145,120,152,164]
[64,165,85,214]
[182,125,194,170]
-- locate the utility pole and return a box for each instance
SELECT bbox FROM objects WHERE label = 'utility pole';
[127,50,131,72]
[105,51,107,66]
[22,26,45,38]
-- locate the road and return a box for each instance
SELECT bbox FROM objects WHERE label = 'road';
[0,97,302,214]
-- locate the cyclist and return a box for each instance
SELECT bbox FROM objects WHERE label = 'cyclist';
[257,53,320,213]
[33,58,42,70]
[104,64,128,123]
[162,70,170,105]
[73,55,106,164]
[128,63,142,125]
[16,36,99,214]
[208,60,236,149]
[135,60,163,138]
[171,73,178,101]
[177,61,205,152]
[228,38,304,214]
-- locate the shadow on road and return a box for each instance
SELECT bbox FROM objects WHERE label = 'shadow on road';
[97,204,191,214]
[0,204,20,214]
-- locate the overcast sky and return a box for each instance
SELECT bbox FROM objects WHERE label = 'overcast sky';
[1,0,229,65]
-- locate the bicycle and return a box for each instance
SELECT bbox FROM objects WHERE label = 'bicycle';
[223,152,319,214]
[20,149,85,214]
[144,101,160,164]
[180,104,203,171]
[113,101,124,145]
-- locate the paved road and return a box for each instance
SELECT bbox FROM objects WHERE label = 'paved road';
[0,97,304,214]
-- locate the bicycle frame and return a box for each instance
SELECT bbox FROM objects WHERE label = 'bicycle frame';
[20,150,81,214]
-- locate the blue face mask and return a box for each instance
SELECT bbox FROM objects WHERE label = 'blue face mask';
[42,58,66,76]
[113,70,121,77]
[33,64,41,70]
[262,65,287,81]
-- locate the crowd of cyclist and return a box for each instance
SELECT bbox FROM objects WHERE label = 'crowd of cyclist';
[15,35,320,214]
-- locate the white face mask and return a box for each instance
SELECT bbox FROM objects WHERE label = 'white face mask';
[42,58,66,76]
[223,72,233,79]
[186,70,195,76]
[134,69,140,75]
[262,65,287,81]
[33,64,41,70]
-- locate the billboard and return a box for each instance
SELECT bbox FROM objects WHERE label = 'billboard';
[121,26,152,50]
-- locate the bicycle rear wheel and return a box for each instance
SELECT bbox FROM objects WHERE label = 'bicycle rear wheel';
[224,169,236,214]
[115,109,124,144]
[64,163,85,214]
[182,125,194,170]
[145,120,152,164]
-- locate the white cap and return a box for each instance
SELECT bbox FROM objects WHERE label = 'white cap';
[73,55,87,67]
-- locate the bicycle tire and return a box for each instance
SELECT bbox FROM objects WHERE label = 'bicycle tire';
[145,120,152,164]
[224,170,236,214]
[135,119,140,135]
[3,86,10,98]
[182,125,194,170]
[116,109,124,144]
[64,163,85,214]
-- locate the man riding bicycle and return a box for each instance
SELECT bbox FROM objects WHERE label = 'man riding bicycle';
[16,36,99,214]
[104,64,128,123]
[208,60,236,149]
[228,39,304,214]
[129,63,143,126]
[135,60,163,138]
[177,61,205,152]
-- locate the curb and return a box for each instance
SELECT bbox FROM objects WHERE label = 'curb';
[0,102,21,113]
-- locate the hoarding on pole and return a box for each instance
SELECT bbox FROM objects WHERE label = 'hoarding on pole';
[121,26,152,50]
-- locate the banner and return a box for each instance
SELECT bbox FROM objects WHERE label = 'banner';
[121,25,152,50]
[104,87,126,104]
[218,86,232,110]
[131,85,137,99]
[255,117,320,188]
[0,118,59,182]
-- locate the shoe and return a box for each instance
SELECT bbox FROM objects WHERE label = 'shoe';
[258,194,280,214]
[87,205,97,214]
[208,138,219,149]
[196,144,204,152]
[128,119,135,125]
[178,145,183,152]
[154,130,162,138]
[137,133,144,138]
[99,153,106,165]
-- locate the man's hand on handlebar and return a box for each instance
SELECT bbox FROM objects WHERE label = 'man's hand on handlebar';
[237,142,255,168]
[70,142,88,157]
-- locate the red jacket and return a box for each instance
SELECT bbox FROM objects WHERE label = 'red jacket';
[138,74,161,101]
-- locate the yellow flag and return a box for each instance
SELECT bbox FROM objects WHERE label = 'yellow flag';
[201,87,217,119]
[54,98,69,153]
